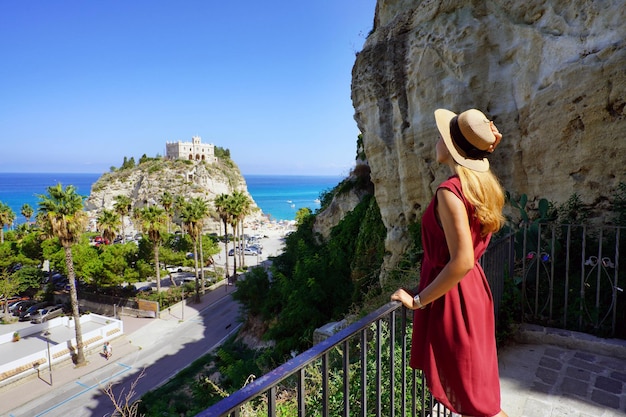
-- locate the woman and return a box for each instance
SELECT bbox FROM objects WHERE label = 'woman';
[103,341,112,359]
[391,108,508,417]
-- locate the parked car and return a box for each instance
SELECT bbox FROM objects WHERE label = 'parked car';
[18,302,49,321]
[10,300,36,316]
[228,245,261,256]
[246,244,263,253]
[136,285,155,293]
[30,304,65,323]
[1,295,28,307]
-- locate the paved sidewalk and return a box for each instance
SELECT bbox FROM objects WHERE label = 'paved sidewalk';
[499,325,626,417]
[0,284,237,416]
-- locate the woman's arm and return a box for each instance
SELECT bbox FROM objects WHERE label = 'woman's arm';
[391,188,475,310]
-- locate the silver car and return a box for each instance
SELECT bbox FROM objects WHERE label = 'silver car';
[30,304,65,323]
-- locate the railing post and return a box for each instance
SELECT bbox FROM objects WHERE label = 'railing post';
[343,340,350,417]
[522,225,528,322]
[401,308,408,417]
[297,368,305,416]
[580,225,587,329]
[412,369,418,417]
[268,386,276,417]
[564,224,571,327]
[376,320,382,417]
[596,228,604,318]
[549,224,556,320]
[390,310,396,417]
[322,352,329,417]
[535,223,542,316]
[361,328,367,417]
[612,228,620,335]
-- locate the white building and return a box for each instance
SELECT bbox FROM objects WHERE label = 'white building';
[165,136,217,163]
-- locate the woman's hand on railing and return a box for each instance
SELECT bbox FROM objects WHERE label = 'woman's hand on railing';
[391,288,417,310]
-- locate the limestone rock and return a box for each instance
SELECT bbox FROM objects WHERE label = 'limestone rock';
[85,159,263,234]
[312,162,374,240]
[351,0,626,281]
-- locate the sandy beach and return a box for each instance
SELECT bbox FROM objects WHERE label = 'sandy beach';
[211,219,295,272]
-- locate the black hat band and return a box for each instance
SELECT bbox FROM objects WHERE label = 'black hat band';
[450,116,491,160]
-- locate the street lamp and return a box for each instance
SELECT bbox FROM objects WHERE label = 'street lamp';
[43,330,52,386]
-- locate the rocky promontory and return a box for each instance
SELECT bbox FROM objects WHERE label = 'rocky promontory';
[84,158,263,234]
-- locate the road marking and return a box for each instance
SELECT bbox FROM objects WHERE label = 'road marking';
[33,362,132,416]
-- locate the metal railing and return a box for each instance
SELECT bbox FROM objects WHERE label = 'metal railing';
[198,302,451,417]
[197,234,515,417]
[519,223,624,337]
[193,222,626,415]
[481,232,515,318]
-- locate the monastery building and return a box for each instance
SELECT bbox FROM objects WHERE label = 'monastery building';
[165,136,217,163]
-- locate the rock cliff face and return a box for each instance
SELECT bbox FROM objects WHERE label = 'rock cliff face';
[312,162,374,239]
[85,159,262,234]
[351,0,626,280]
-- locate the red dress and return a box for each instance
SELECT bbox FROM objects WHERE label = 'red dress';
[410,176,501,417]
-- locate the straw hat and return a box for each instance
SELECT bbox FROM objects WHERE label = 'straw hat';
[434,108,498,172]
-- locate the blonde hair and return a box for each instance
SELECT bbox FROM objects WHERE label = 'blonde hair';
[455,165,505,236]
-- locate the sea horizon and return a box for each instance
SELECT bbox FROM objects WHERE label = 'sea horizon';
[0,172,343,225]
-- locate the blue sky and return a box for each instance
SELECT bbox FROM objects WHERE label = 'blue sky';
[0,1,376,176]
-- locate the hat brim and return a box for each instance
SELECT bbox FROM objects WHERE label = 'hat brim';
[434,109,489,172]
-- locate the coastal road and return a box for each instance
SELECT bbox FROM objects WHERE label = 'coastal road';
[8,293,241,417]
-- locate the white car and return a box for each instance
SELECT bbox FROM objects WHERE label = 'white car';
[228,247,261,256]
[30,304,65,323]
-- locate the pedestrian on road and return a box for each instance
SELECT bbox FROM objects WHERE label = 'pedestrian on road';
[391,108,508,417]
[103,341,112,360]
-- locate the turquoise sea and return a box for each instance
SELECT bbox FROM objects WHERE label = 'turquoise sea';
[0,172,343,225]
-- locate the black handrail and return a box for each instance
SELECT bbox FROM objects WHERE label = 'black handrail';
[197,301,406,417]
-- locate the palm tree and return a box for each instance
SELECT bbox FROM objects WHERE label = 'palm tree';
[214,194,232,281]
[97,209,121,244]
[14,223,30,241]
[180,198,209,302]
[20,203,34,224]
[160,191,174,233]
[136,206,167,293]
[0,202,15,243]
[227,200,239,278]
[113,195,132,243]
[231,191,252,268]
[193,198,210,294]
[37,183,88,365]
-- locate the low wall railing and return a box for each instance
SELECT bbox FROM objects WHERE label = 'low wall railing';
[0,314,123,385]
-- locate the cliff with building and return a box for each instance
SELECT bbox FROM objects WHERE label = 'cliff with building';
[85,137,264,234]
